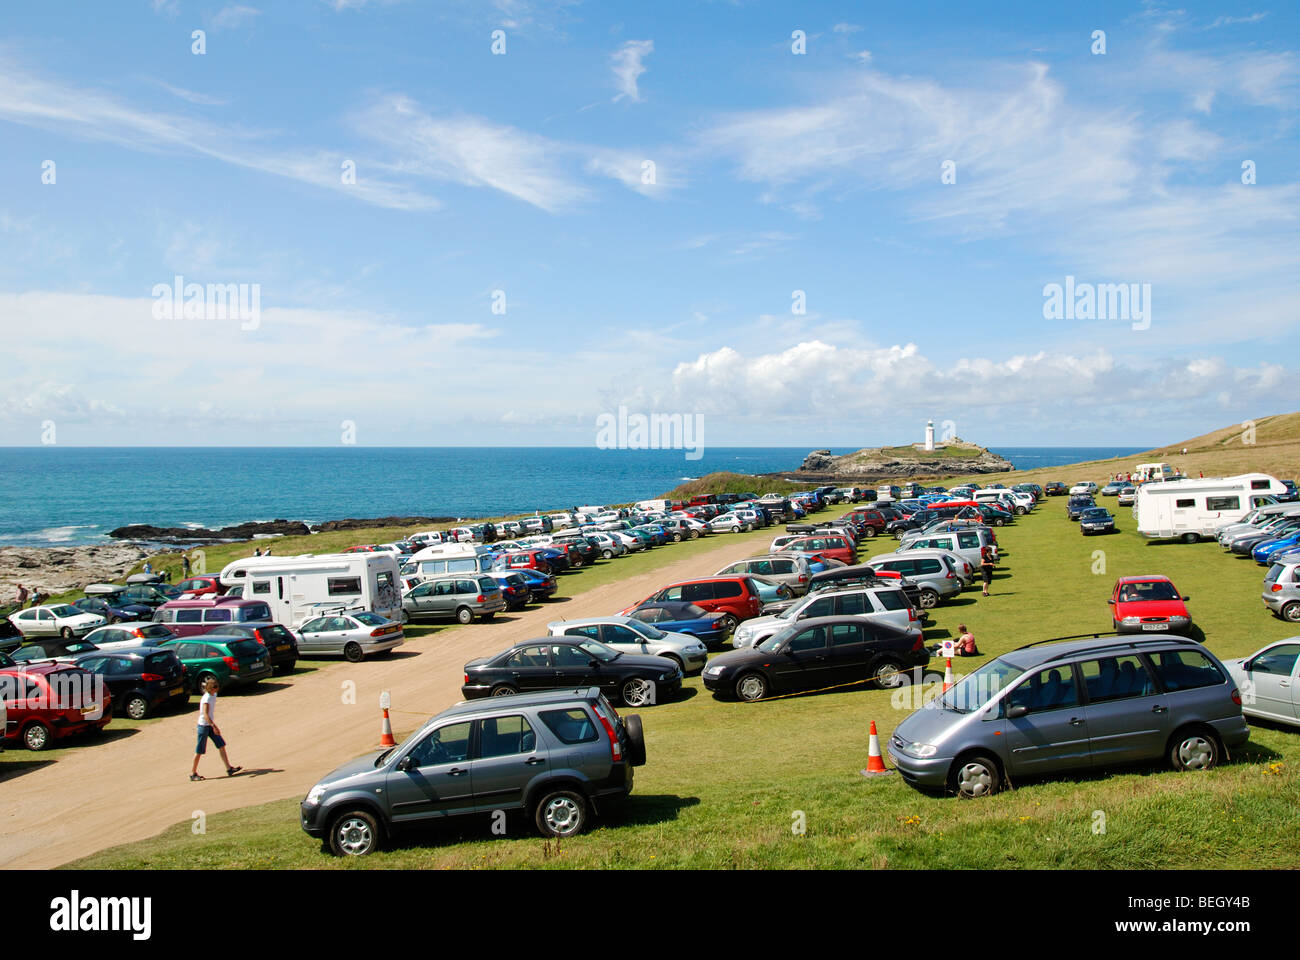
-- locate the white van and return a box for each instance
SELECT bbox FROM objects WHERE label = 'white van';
[1135,473,1287,542]
[218,552,402,627]
[404,542,498,579]
[1133,462,1178,483]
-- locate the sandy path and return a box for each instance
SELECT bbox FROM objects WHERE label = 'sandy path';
[0,531,783,869]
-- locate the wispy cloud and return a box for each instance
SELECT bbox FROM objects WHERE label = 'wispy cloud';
[611,39,653,102]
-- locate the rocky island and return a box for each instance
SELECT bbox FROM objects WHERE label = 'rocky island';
[782,437,1014,483]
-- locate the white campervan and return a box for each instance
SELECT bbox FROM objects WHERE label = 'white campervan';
[1134,473,1286,542]
[219,552,402,627]
[403,542,498,580]
[1133,462,1178,483]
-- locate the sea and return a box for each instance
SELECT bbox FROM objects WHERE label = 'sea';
[0,446,1150,548]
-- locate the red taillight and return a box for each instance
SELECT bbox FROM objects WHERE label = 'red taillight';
[476,595,485,602]
[223,655,239,672]
[371,628,387,637]
[592,703,623,762]
[1272,584,1284,592]
[1231,688,1242,706]
[254,630,269,645]
[798,574,807,583]
[464,673,470,685]
[141,672,164,682]
[911,636,924,653]
[908,607,917,621]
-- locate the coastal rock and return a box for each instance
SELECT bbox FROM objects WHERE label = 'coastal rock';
[0,544,149,597]
[108,520,310,542]
[788,437,1014,482]
[312,516,456,533]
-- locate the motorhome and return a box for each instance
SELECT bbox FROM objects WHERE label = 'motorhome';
[218,552,402,627]
[1134,474,1287,542]
[403,542,499,579]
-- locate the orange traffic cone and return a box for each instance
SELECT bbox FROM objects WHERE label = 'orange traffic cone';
[379,705,396,748]
[860,720,895,777]
[943,658,955,693]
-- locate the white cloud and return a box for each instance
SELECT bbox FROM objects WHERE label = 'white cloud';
[611,39,653,102]
[211,5,261,30]
[833,23,862,34]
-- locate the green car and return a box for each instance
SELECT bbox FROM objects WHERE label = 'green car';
[158,636,273,692]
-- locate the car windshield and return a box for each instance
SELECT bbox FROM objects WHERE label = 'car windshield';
[138,624,174,639]
[50,605,81,618]
[627,621,666,640]
[757,625,798,652]
[1081,509,1109,519]
[939,658,1024,714]
[576,639,620,662]
[353,612,387,626]
[1123,581,1181,601]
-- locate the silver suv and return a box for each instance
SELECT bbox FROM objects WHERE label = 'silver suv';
[864,553,962,608]
[401,575,506,624]
[302,687,645,855]
[1262,553,1300,622]
[889,635,1249,798]
[714,554,813,596]
[731,584,919,649]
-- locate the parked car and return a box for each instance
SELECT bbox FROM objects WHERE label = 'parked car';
[174,575,225,598]
[202,622,301,674]
[714,555,813,596]
[1117,486,1137,506]
[703,616,930,700]
[462,637,681,707]
[401,575,506,625]
[708,513,754,534]
[547,617,708,674]
[153,597,276,638]
[157,636,273,691]
[1045,482,1068,496]
[1069,481,1099,495]
[290,612,403,662]
[1079,507,1117,535]
[71,595,152,623]
[8,604,106,640]
[1261,555,1300,622]
[731,583,920,649]
[888,635,1249,797]
[68,647,188,719]
[1100,481,1124,496]
[1109,575,1192,635]
[486,571,533,611]
[1224,640,1300,727]
[619,576,763,634]
[9,639,100,664]
[624,601,728,647]
[510,567,559,601]
[301,687,645,855]
[84,622,177,650]
[863,554,962,608]
[1066,495,1096,521]
[777,534,856,566]
[0,663,112,750]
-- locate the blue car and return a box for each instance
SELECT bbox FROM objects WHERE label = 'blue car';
[626,601,727,646]
[509,567,558,599]
[1254,530,1300,563]
[72,595,152,623]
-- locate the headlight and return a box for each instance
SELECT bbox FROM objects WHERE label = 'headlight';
[1169,615,1190,623]
[704,665,724,676]
[304,784,326,806]
[1121,616,1140,625]
[905,742,939,758]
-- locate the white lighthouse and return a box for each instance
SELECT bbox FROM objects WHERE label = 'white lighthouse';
[924,419,935,452]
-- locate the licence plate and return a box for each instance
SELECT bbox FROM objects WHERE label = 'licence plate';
[253,660,266,668]
[277,645,290,652]
[1141,623,1169,631]
[170,686,186,696]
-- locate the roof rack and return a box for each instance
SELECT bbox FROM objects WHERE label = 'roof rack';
[1012,631,1200,663]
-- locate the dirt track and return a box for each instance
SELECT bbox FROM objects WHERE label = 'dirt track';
[0,532,780,869]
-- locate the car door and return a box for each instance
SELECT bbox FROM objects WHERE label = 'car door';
[1240,642,1300,721]
[601,623,650,656]
[33,608,56,637]
[770,624,834,693]
[500,644,555,692]
[826,621,870,686]
[999,664,1092,775]
[385,720,477,824]
[1078,655,1172,764]
[471,713,547,814]
[296,616,331,655]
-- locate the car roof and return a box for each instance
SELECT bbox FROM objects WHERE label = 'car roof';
[548,615,634,628]
[1115,575,1174,584]
[437,686,603,720]
[1001,635,1205,670]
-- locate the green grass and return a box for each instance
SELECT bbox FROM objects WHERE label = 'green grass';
[66,496,1300,869]
[660,472,807,501]
[875,444,985,460]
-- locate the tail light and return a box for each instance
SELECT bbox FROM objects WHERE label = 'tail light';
[592,702,623,762]
[1272,584,1284,592]
[131,628,145,638]
[223,656,239,672]
[798,574,807,583]
[476,595,485,602]
[141,672,164,682]
[1231,688,1242,706]
[371,628,388,637]
[254,630,269,645]
[464,674,470,685]
[911,635,924,653]
[908,606,917,622]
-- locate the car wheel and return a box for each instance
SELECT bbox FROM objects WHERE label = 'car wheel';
[1282,602,1300,623]
[735,672,768,702]
[994,518,1005,527]
[329,809,381,857]
[718,614,739,634]
[894,531,904,540]
[193,671,216,693]
[918,589,939,609]
[623,713,647,766]
[950,752,1000,798]
[603,549,614,560]
[872,658,907,688]
[1015,506,1026,516]
[491,684,518,697]
[1169,727,1220,772]
[690,530,700,539]
[672,533,682,543]
[621,677,654,707]
[344,642,364,663]
[455,606,474,625]
[534,788,588,838]
[864,527,877,538]
[60,626,74,639]
[1182,532,1200,544]
[126,695,149,720]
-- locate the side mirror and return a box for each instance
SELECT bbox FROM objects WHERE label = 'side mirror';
[397,755,415,772]
[1007,704,1028,719]
[589,658,601,668]
[1182,596,1190,602]
[1106,599,1115,605]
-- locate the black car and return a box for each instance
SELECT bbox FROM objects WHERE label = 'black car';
[1045,482,1068,496]
[1079,507,1117,535]
[113,583,183,608]
[554,536,600,565]
[885,509,941,537]
[1066,495,1096,520]
[72,596,153,623]
[702,615,931,701]
[0,650,13,668]
[1278,480,1299,503]
[462,637,681,707]
[201,623,299,674]
[70,648,188,719]
[10,639,100,664]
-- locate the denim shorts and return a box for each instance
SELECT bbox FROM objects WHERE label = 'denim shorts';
[195,724,226,754]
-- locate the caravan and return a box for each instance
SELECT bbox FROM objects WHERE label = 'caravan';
[403,542,499,580]
[1134,473,1287,542]
[1132,462,1179,483]
[218,552,402,627]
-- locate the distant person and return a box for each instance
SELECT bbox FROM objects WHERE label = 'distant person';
[1198,470,1204,478]
[254,547,262,557]
[191,677,241,781]
[957,624,980,657]
[143,561,153,575]
[1181,447,1188,456]
[181,554,191,577]
[29,588,46,607]
[14,584,27,607]
[263,547,271,556]
[980,545,996,597]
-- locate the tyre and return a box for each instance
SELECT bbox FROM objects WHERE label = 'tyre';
[534,788,588,838]
[125,695,149,720]
[690,530,700,539]
[60,626,74,639]
[918,589,939,609]
[621,677,654,707]
[275,660,297,676]
[344,641,364,663]
[949,752,1001,798]
[490,684,518,697]
[1282,602,1300,623]
[864,527,877,538]
[735,672,768,702]
[1169,727,1220,772]
[455,606,474,625]
[994,518,1005,527]
[623,713,647,766]
[603,549,614,560]
[660,654,684,674]
[23,722,51,751]
[1015,506,1026,516]
[1182,532,1200,544]
[672,533,682,543]
[872,658,907,688]
[399,608,410,625]
[329,809,381,857]
[193,671,216,693]
[718,614,739,634]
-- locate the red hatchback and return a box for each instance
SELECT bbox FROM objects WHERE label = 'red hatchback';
[0,663,112,751]
[1109,575,1193,635]
[175,575,223,598]
[780,534,857,566]
[619,576,763,632]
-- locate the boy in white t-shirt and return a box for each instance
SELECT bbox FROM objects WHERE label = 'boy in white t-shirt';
[191,677,241,781]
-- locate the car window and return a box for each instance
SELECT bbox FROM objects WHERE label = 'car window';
[301,617,327,632]
[603,624,640,643]
[1006,664,1080,714]
[504,645,551,668]
[175,609,203,623]
[205,609,232,623]
[786,626,826,653]
[1150,650,1225,691]
[478,715,536,759]
[1248,644,1300,677]
[681,583,713,602]
[539,707,599,744]
[829,623,862,647]
[552,644,594,667]
[1080,655,1156,702]
[657,585,685,602]
[917,559,942,575]
[407,721,472,767]
[874,590,908,611]
[837,593,868,616]
[802,596,835,618]
[562,625,602,641]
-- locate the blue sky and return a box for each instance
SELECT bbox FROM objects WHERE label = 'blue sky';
[0,0,1297,447]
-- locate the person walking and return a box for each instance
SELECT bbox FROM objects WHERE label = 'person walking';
[14,584,27,608]
[143,560,153,576]
[980,545,996,597]
[181,554,191,578]
[191,677,241,781]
